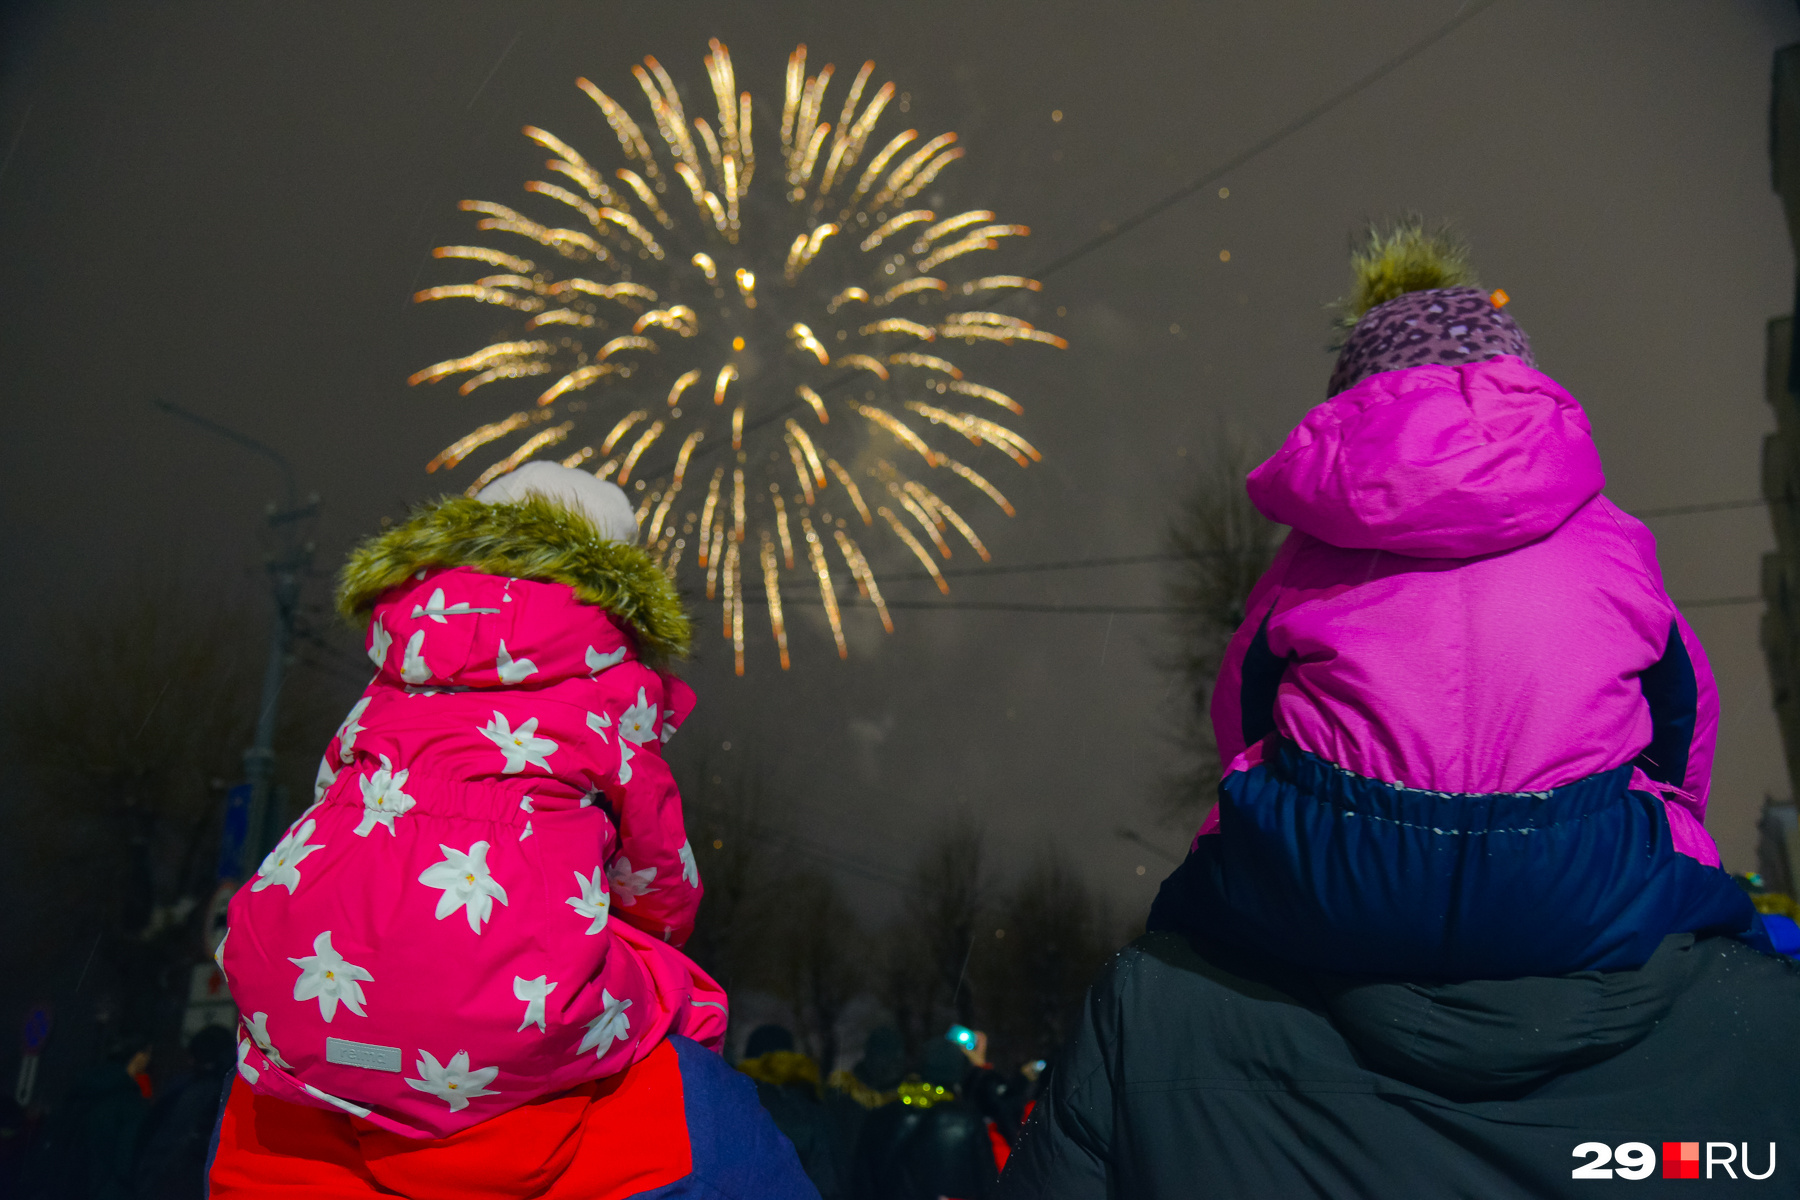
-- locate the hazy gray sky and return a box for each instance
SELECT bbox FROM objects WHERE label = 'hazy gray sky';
[3,0,1796,918]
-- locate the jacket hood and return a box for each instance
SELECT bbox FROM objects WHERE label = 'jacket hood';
[337,494,689,660]
[1248,355,1604,559]
[1318,933,1703,1101]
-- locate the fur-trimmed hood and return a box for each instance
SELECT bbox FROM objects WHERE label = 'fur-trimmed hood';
[337,494,689,659]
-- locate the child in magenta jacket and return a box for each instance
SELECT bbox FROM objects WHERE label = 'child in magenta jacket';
[1149,235,1760,978]
[218,464,732,1142]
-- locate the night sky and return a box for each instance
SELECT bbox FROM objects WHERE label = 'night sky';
[3,0,1797,923]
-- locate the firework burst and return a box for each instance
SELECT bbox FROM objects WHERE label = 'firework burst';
[412,40,1063,674]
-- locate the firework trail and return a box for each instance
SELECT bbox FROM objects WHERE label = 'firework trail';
[412,40,1063,673]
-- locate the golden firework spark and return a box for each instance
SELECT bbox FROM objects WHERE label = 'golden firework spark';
[428,411,532,472]
[761,533,790,669]
[410,38,1063,670]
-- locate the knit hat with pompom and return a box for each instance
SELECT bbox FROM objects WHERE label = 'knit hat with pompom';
[1326,219,1533,397]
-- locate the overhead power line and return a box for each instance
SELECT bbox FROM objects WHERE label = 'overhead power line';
[746,593,1761,617]
[1028,0,1507,282]
[1677,596,1761,610]
[877,553,1181,584]
[275,496,1773,635]
[744,593,1181,615]
[1628,497,1769,519]
[868,497,1776,585]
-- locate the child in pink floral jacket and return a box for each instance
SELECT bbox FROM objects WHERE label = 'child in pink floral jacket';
[219,464,727,1140]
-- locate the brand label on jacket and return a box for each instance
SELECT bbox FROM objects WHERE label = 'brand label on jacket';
[326,1037,402,1073]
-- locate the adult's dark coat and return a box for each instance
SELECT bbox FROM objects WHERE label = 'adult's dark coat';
[999,931,1800,1197]
[755,1079,842,1200]
[852,1098,997,1200]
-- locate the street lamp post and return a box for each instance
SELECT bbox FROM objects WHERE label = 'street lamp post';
[152,398,317,878]
[240,499,316,875]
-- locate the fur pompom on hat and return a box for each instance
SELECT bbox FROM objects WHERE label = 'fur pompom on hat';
[475,461,639,544]
[1327,219,1533,397]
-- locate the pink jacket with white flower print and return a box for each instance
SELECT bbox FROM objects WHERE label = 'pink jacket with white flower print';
[221,539,724,1139]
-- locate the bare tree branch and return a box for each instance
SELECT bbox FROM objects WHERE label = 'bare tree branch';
[1159,436,1283,821]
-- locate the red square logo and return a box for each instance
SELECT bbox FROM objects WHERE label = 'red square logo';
[1662,1142,1699,1179]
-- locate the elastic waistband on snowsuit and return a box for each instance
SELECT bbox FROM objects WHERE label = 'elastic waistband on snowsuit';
[1147,739,1757,979]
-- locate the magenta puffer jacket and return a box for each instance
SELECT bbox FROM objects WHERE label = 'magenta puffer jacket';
[221,503,725,1139]
[1206,355,1720,864]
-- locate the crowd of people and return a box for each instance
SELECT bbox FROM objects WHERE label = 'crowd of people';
[736,1023,1041,1200]
[6,1026,234,1200]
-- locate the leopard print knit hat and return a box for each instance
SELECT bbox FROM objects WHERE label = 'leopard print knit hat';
[1326,286,1534,397]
